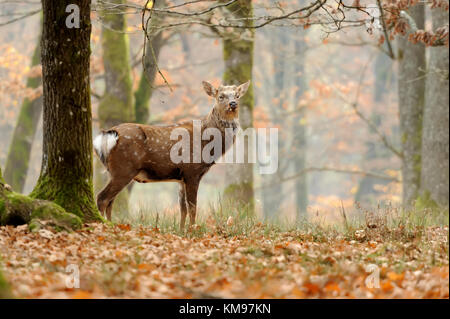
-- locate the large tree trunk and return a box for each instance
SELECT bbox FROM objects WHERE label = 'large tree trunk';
[95,0,135,216]
[397,4,425,208]
[3,24,42,193]
[30,0,101,222]
[419,7,449,208]
[222,0,255,213]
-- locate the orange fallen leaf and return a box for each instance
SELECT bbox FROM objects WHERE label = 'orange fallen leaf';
[138,263,154,271]
[72,290,92,299]
[381,280,394,292]
[324,282,340,293]
[303,283,320,295]
[117,224,131,231]
[291,286,305,298]
[387,272,404,282]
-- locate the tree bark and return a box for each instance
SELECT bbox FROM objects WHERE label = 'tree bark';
[30,0,101,222]
[397,4,425,208]
[420,7,449,208]
[222,0,255,213]
[355,52,393,204]
[3,24,42,193]
[134,0,166,124]
[98,0,134,128]
[292,35,308,218]
[263,27,287,219]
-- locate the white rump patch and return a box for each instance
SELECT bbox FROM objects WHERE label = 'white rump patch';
[93,131,118,164]
[93,134,103,154]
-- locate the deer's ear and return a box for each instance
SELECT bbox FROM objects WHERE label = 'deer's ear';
[202,81,217,97]
[237,80,250,97]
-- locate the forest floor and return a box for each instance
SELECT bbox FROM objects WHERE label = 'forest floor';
[0,208,448,299]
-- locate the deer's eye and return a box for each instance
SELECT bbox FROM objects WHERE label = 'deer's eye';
[219,95,225,100]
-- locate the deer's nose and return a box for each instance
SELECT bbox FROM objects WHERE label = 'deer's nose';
[229,101,237,109]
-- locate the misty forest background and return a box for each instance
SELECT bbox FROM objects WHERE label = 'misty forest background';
[0,0,449,299]
[0,0,448,224]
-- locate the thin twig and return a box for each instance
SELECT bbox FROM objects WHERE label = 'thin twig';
[377,0,395,59]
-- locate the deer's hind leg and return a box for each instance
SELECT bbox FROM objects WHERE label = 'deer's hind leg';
[97,170,138,221]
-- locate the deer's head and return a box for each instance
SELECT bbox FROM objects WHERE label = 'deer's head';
[202,80,251,121]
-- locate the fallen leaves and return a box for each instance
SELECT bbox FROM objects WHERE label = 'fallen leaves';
[0,223,448,299]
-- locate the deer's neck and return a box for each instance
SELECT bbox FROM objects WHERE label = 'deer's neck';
[203,105,239,133]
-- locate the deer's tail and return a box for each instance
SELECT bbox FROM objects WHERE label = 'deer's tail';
[93,130,118,166]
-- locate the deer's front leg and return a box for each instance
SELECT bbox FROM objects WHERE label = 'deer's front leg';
[178,182,188,231]
[185,179,200,228]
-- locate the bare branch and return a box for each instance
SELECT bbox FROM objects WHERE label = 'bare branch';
[0,8,40,27]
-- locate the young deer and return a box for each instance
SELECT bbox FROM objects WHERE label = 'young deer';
[94,80,250,230]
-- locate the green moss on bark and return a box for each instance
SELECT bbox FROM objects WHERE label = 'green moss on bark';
[134,74,153,124]
[1,169,82,231]
[415,191,439,211]
[30,174,101,223]
[223,182,254,212]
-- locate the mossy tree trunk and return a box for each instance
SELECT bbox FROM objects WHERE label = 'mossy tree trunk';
[1,168,81,231]
[30,0,102,222]
[397,3,425,209]
[222,0,255,213]
[420,7,449,208]
[96,0,135,216]
[3,22,42,193]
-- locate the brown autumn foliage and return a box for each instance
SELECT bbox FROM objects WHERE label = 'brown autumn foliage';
[0,220,448,299]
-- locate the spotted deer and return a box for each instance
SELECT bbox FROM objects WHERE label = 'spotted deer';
[94,80,250,230]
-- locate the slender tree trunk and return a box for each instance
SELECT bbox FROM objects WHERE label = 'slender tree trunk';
[98,0,134,128]
[397,4,425,208]
[30,0,101,222]
[222,0,255,212]
[3,23,42,192]
[292,36,308,218]
[355,52,393,204]
[263,27,287,218]
[95,0,135,216]
[134,31,164,124]
[134,0,166,124]
[420,7,449,208]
